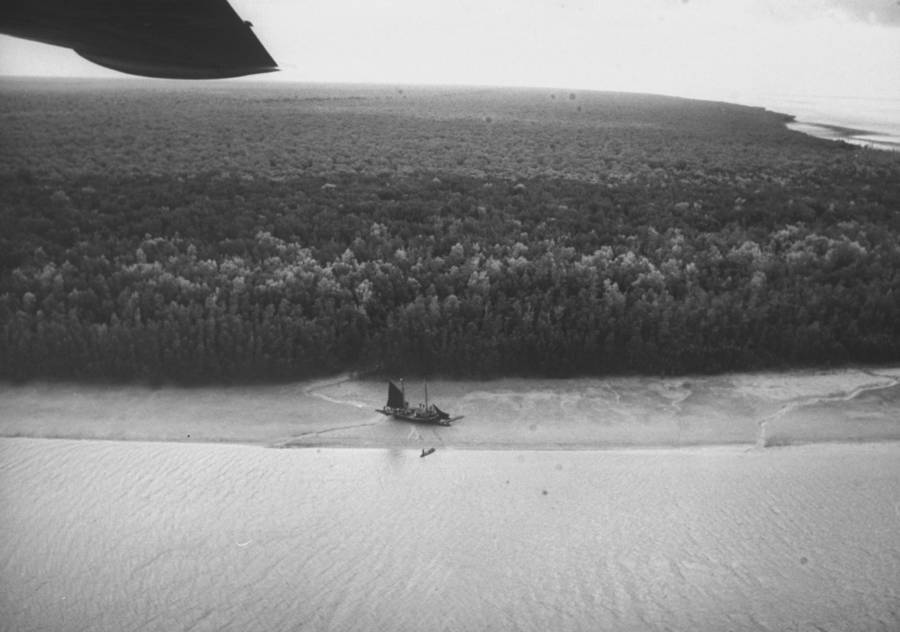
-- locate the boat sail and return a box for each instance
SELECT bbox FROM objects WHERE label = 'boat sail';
[387,380,406,409]
[376,380,453,426]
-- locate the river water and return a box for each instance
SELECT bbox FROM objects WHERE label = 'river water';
[2,438,899,631]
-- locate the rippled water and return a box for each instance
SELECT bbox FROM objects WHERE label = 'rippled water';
[2,439,899,631]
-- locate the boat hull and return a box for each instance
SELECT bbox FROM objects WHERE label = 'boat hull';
[376,408,452,426]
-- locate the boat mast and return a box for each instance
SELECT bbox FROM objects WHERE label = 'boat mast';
[425,382,428,408]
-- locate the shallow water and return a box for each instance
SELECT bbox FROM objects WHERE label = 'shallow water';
[2,438,899,631]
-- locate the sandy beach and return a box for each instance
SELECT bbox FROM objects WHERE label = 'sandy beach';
[2,368,899,631]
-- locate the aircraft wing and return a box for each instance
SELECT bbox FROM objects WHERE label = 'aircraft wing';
[0,0,278,79]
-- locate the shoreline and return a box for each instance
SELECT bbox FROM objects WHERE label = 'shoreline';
[5,431,900,453]
[786,119,900,152]
[735,91,900,152]
[3,366,898,451]
[4,434,900,458]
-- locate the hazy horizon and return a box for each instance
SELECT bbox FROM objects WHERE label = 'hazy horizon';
[2,0,899,106]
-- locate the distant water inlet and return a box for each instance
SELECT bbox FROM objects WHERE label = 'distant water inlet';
[761,94,900,152]
[2,439,900,632]
[787,121,900,152]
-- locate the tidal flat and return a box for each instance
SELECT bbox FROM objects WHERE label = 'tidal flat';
[2,370,900,630]
[2,367,899,449]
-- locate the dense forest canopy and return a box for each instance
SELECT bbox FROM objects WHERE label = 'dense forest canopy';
[1,79,899,382]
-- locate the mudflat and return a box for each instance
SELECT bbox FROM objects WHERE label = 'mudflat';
[2,367,899,449]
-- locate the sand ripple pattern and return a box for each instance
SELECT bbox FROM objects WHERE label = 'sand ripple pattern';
[2,439,899,631]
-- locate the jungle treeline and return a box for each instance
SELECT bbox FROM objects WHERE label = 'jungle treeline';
[1,80,899,382]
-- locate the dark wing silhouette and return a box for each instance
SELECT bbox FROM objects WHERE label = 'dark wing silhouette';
[0,0,277,79]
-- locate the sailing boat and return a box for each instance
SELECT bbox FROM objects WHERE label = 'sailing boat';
[376,379,453,426]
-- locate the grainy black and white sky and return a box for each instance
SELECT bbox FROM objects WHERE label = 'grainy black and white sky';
[1,0,898,103]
